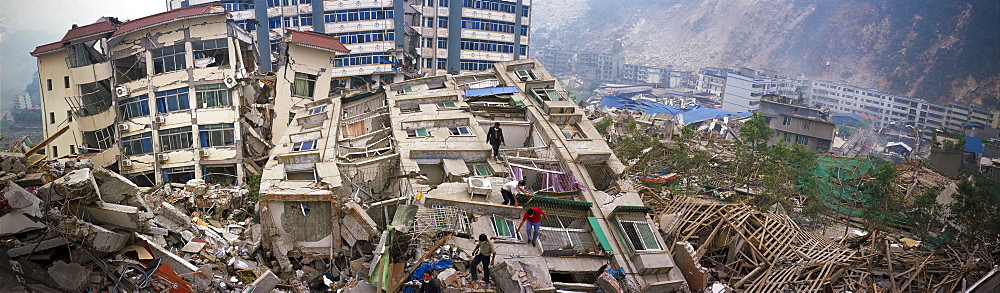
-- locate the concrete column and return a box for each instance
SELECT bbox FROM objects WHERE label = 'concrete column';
[447,0,463,73]
[513,0,524,60]
[255,0,273,72]
[312,0,324,33]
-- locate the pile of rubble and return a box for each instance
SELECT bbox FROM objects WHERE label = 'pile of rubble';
[0,153,282,292]
[656,196,997,292]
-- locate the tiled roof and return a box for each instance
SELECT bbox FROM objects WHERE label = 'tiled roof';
[30,42,64,56]
[60,21,118,42]
[112,4,225,38]
[286,30,351,53]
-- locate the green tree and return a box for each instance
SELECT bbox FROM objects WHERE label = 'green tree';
[948,178,1000,246]
[595,116,613,135]
[905,188,945,240]
[861,164,904,230]
[739,113,774,149]
[837,125,856,138]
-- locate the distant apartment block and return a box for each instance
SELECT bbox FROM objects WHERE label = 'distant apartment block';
[757,96,835,152]
[941,101,1000,133]
[720,67,804,113]
[695,67,731,96]
[170,0,531,76]
[16,92,33,109]
[31,5,272,186]
[807,80,946,130]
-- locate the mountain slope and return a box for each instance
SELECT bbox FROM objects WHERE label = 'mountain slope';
[531,0,1000,104]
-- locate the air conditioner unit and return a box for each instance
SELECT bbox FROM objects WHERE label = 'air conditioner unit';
[121,160,133,168]
[199,149,210,157]
[115,86,129,98]
[117,124,129,131]
[224,75,238,89]
[157,154,169,161]
[154,116,166,124]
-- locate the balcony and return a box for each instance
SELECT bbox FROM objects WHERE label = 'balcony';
[81,144,120,168]
[70,61,114,85]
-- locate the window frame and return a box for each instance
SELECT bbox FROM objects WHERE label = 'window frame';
[159,126,193,152]
[191,39,230,68]
[618,219,662,252]
[293,72,317,97]
[119,94,151,120]
[152,44,187,74]
[195,84,231,108]
[155,87,191,113]
[448,126,472,136]
[121,132,154,156]
[199,123,236,147]
[292,140,318,151]
[406,128,429,138]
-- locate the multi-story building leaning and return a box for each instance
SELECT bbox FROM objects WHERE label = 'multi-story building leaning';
[169,0,532,77]
[31,5,272,186]
[259,59,688,291]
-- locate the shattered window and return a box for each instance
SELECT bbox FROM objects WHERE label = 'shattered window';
[195,84,230,108]
[155,87,190,113]
[192,39,229,68]
[159,126,193,151]
[199,123,236,147]
[449,127,472,136]
[618,219,661,252]
[406,128,428,138]
[152,44,187,74]
[118,94,150,121]
[113,54,147,83]
[292,140,317,151]
[309,105,327,114]
[559,124,586,139]
[437,102,457,109]
[468,164,492,176]
[121,132,153,156]
[293,72,317,97]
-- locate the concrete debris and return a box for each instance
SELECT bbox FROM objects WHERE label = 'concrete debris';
[91,168,139,203]
[0,212,45,236]
[47,260,88,291]
[242,269,279,293]
[490,257,555,293]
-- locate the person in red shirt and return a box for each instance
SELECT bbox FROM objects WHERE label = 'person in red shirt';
[516,208,547,246]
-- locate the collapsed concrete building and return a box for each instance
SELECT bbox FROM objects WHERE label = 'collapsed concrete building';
[259,59,688,291]
[31,5,272,186]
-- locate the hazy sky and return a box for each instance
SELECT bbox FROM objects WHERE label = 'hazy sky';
[0,0,168,100]
[0,0,167,36]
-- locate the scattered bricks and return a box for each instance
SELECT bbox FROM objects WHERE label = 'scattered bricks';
[92,168,139,203]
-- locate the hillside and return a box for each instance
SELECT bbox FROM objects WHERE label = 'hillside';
[531,0,1000,105]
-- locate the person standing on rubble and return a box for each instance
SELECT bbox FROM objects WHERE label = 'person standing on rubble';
[420,271,441,293]
[486,122,505,159]
[470,234,495,285]
[500,179,529,206]
[516,208,547,246]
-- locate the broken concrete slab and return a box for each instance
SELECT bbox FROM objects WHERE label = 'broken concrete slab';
[87,223,130,252]
[37,168,100,204]
[48,260,88,291]
[242,270,279,293]
[342,280,377,293]
[490,256,555,293]
[76,202,142,230]
[181,241,208,253]
[8,237,67,257]
[92,168,139,203]
[0,152,27,174]
[136,234,200,281]
[13,172,46,186]
[3,182,42,217]
[0,212,46,236]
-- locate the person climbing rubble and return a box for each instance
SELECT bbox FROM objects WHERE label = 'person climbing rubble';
[486,122,505,159]
[516,207,547,246]
[501,179,530,206]
[469,234,495,285]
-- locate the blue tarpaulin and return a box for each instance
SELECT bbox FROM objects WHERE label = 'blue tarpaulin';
[600,95,682,115]
[411,259,454,281]
[464,86,519,97]
[676,108,749,125]
[965,136,983,154]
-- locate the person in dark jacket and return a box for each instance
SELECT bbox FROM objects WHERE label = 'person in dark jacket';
[486,122,505,159]
[419,271,441,293]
